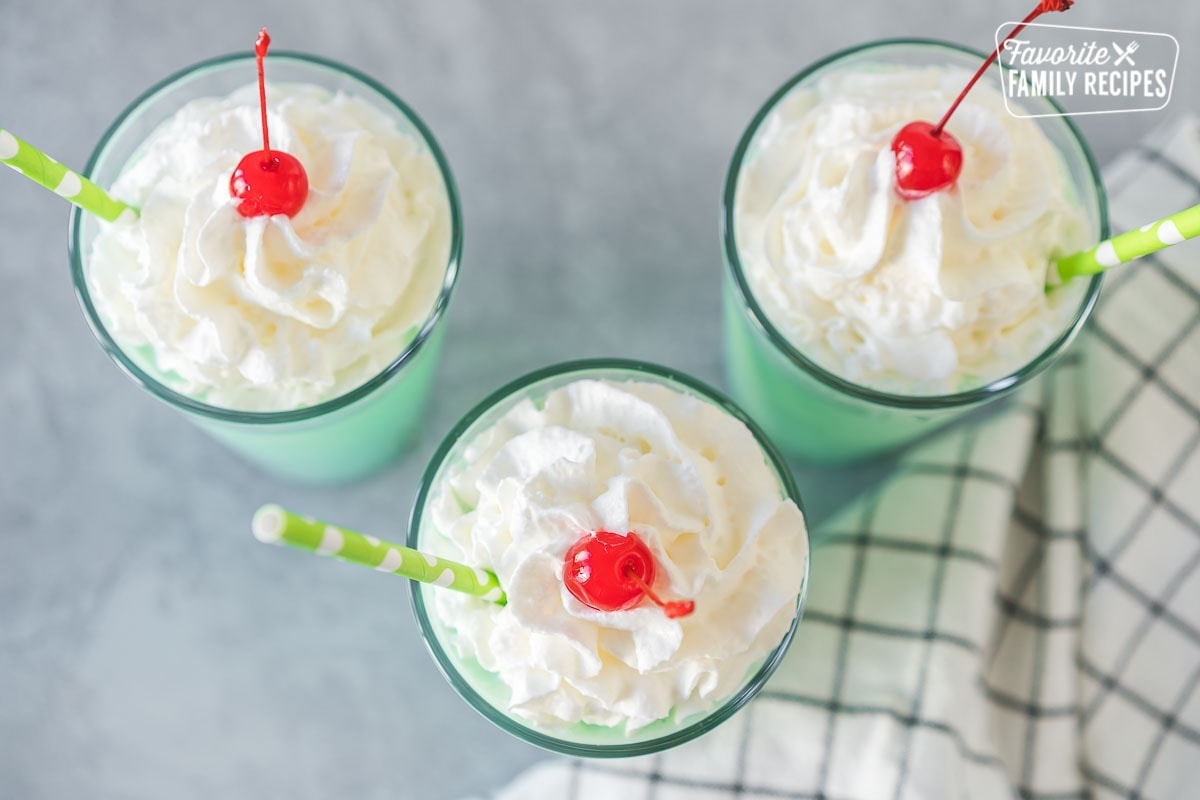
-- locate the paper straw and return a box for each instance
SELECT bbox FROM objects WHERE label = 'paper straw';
[0,127,136,223]
[1056,202,1200,283]
[252,504,506,604]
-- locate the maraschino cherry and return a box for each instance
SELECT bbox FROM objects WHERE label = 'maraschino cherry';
[563,531,695,619]
[891,0,1074,200]
[229,28,309,218]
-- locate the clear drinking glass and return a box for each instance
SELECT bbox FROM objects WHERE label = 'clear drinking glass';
[721,39,1107,463]
[408,359,810,757]
[70,53,462,484]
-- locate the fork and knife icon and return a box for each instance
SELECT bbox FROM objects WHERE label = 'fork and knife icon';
[1112,40,1139,66]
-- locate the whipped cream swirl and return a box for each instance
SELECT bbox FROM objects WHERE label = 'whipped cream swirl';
[734,66,1093,394]
[427,379,808,732]
[86,83,451,411]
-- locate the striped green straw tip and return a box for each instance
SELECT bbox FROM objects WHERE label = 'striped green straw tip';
[250,503,506,604]
[0,126,137,223]
[1054,201,1200,283]
[251,504,290,543]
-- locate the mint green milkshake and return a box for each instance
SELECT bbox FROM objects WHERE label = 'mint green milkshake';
[409,360,809,756]
[70,53,461,483]
[722,40,1106,462]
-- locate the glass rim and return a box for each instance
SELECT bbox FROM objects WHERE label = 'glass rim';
[406,358,810,757]
[68,50,464,425]
[720,37,1110,410]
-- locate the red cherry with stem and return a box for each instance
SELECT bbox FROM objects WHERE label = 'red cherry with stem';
[563,531,695,619]
[229,28,309,218]
[564,531,652,612]
[892,122,964,200]
[891,0,1074,200]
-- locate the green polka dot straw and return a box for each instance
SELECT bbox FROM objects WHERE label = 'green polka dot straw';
[0,126,135,223]
[1056,202,1200,284]
[252,505,506,604]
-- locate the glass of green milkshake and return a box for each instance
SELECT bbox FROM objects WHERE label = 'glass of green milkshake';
[722,39,1107,462]
[70,51,461,483]
[408,359,810,756]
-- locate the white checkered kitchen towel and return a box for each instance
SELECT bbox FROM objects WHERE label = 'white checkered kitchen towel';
[491,115,1200,800]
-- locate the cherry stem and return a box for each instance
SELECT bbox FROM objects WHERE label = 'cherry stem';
[254,28,272,163]
[624,568,695,619]
[930,0,1071,137]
